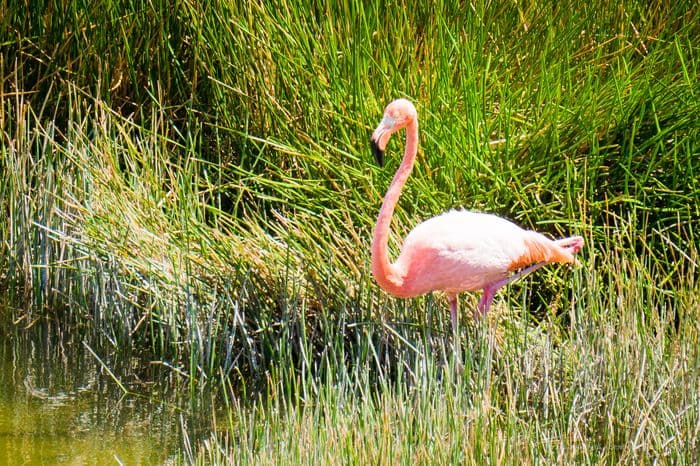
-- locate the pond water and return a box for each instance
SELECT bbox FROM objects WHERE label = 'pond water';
[0,314,194,465]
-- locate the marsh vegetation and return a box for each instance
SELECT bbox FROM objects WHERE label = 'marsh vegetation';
[1,0,699,463]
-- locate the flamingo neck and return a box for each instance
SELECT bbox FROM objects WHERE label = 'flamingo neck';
[371,120,418,296]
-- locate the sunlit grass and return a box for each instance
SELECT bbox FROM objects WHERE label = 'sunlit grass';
[195,243,699,464]
[1,0,699,463]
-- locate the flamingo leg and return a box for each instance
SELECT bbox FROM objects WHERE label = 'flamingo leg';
[474,285,496,319]
[474,261,550,319]
[472,238,583,318]
[449,294,459,336]
[447,294,464,371]
[497,261,548,288]
[475,241,585,318]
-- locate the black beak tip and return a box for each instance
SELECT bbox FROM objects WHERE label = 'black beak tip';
[371,139,384,167]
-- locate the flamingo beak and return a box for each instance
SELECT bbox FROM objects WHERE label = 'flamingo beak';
[370,116,395,167]
[371,138,384,167]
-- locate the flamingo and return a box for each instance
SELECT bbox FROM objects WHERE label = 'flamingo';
[370,98,583,335]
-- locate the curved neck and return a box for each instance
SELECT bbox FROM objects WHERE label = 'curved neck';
[371,120,418,295]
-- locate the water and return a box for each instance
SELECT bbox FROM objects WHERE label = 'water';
[0,314,188,465]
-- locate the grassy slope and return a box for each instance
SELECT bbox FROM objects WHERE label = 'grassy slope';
[1,0,699,463]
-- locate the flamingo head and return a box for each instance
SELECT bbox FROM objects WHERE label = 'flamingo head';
[370,98,417,167]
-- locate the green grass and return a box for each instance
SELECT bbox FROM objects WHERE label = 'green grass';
[1,0,699,463]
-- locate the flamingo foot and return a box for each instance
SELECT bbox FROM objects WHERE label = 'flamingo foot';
[556,236,584,255]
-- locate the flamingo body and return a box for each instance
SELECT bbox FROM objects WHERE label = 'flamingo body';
[392,210,576,298]
[369,98,583,330]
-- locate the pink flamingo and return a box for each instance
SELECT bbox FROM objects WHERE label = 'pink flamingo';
[370,98,583,334]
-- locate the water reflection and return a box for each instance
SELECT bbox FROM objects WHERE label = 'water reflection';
[0,315,184,465]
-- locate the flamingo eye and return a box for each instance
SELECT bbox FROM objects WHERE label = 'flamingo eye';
[385,112,402,127]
